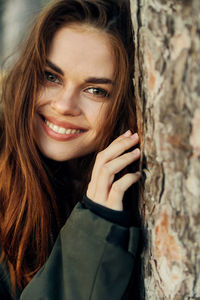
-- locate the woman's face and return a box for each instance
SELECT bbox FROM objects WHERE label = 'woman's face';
[34,24,115,161]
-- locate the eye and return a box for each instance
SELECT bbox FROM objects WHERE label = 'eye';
[85,87,109,98]
[44,71,60,84]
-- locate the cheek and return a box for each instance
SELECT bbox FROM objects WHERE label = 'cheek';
[87,102,110,129]
[35,88,46,108]
[36,86,58,106]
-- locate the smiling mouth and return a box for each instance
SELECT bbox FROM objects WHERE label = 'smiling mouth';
[45,119,83,135]
[39,114,86,138]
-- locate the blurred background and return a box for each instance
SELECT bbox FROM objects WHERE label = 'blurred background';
[0,0,52,67]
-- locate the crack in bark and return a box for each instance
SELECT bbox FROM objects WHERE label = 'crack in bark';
[136,0,143,99]
[192,253,199,297]
[151,259,166,297]
[158,164,165,203]
[137,0,142,28]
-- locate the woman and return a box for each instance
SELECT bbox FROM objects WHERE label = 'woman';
[0,0,141,299]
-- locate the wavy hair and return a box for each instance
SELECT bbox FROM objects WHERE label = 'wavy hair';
[0,0,137,292]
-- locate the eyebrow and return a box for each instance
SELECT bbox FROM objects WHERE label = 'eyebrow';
[85,77,113,85]
[46,60,64,76]
[46,60,113,84]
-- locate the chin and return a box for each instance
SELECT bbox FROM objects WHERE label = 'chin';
[41,150,79,162]
[36,136,98,162]
[39,146,94,162]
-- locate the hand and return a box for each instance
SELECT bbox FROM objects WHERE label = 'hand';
[86,130,141,211]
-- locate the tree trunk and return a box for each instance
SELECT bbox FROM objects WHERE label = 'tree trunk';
[130,0,200,299]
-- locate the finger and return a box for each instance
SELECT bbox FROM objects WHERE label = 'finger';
[91,148,140,200]
[90,131,138,175]
[107,172,141,211]
[105,148,140,175]
[96,131,139,165]
[88,148,140,203]
[86,131,140,203]
[91,132,139,183]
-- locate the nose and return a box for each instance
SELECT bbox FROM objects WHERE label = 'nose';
[51,84,81,116]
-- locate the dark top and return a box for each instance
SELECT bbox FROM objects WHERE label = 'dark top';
[0,153,141,299]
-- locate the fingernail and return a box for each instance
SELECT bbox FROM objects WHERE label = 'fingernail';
[130,133,139,140]
[132,148,140,156]
[123,130,132,137]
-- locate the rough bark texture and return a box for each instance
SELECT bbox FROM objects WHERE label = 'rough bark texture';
[130,0,200,299]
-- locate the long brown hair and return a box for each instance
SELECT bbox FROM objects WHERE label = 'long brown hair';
[0,0,136,292]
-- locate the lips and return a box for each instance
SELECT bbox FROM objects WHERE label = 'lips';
[45,119,82,135]
[39,114,87,141]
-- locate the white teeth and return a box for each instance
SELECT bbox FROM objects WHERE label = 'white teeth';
[66,129,71,134]
[53,125,59,131]
[58,127,66,134]
[45,119,81,135]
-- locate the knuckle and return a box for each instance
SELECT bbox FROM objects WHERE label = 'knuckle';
[119,138,132,150]
[102,163,111,175]
[124,137,133,146]
[96,150,105,161]
[125,173,135,182]
[124,152,133,161]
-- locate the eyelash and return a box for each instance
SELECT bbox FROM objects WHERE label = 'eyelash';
[84,87,109,98]
[44,70,109,98]
[44,71,61,84]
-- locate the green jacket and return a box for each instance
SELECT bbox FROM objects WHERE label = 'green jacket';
[0,202,140,300]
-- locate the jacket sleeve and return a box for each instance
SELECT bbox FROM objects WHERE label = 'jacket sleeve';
[20,202,140,300]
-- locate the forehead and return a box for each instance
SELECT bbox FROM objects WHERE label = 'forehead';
[48,24,115,79]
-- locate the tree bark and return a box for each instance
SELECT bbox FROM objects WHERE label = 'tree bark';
[130,0,200,299]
